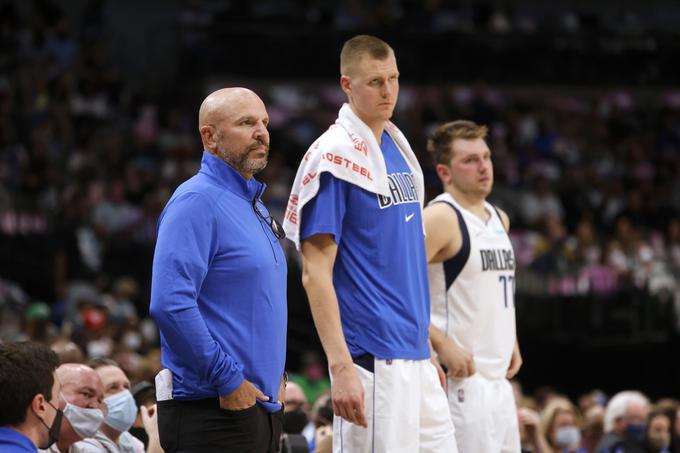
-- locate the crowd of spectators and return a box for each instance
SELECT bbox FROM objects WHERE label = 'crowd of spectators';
[5,337,680,453]
[2,1,678,308]
[281,367,680,453]
[177,0,680,35]
[512,386,680,453]
[0,5,679,452]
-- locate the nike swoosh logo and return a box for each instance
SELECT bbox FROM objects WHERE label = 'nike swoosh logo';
[405,213,415,222]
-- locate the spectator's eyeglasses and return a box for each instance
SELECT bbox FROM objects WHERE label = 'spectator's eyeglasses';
[252,187,286,240]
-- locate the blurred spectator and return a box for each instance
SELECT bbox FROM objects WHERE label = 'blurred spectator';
[306,392,333,453]
[128,381,156,449]
[531,215,570,277]
[50,339,85,364]
[40,363,105,453]
[518,405,551,453]
[540,397,584,453]
[598,390,650,453]
[289,350,330,405]
[582,405,606,453]
[22,302,58,344]
[674,406,680,453]
[283,381,309,435]
[534,386,561,413]
[578,389,608,415]
[71,358,161,453]
[0,341,61,452]
[520,176,564,228]
[643,410,672,453]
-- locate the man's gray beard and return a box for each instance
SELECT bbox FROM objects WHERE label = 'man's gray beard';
[219,148,268,175]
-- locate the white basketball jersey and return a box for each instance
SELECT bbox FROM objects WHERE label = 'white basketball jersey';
[429,192,517,380]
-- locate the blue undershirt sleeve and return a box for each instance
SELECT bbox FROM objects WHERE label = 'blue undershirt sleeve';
[150,191,244,397]
[300,172,348,244]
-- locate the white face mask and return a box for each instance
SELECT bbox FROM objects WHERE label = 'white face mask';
[63,402,105,439]
[103,389,137,432]
[555,426,581,449]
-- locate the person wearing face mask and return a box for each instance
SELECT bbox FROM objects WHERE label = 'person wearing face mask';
[0,341,62,452]
[38,364,106,453]
[643,411,672,453]
[283,382,310,436]
[540,397,586,453]
[70,359,161,453]
[597,390,650,453]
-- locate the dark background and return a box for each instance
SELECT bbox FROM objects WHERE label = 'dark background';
[0,0,678,402]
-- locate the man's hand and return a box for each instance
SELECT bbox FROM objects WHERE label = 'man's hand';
[219,379,269,410]
[330,363,367,428]
[518,406,552,453]
[428,338,446,391]
[141,404,164,453]
[438,336,475,378]
[140,404,158,437]
[431,356,447,391]
[315,425,333,453]
[506,341,522,379]
[517,406,540,436]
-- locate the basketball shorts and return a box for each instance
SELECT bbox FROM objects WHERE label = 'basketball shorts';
[333,357,457,453]
[447,373,520,453]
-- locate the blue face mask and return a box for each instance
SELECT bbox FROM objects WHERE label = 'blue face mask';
[624,423,647,444]
[103,389,138,432]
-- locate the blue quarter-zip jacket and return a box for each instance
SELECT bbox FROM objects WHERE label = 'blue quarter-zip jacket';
[150,151,287,412]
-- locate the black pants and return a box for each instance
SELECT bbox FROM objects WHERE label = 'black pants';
[158,398,283,453]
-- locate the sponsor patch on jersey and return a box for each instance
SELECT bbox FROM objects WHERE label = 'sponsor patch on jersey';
[457,388,465,403]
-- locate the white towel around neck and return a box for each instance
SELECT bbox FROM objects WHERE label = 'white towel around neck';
[282,103,424,249]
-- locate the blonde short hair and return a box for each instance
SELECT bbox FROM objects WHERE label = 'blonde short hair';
[340,34,393,77]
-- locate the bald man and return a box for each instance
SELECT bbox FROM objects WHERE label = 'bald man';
[150,87,287,452]
[39,364,105,453]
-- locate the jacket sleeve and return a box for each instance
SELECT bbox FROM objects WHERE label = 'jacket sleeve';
[149,191,244,396]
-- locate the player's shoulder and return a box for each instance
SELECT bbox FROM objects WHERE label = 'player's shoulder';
[166,187,216,215]
[491,204,510,231]
[424,199,461,229]
[426,199,459,216]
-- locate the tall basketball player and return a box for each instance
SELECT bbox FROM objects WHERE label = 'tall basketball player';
[425,120,523,453]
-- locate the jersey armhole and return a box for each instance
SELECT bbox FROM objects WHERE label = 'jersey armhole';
[490,204,508,231]
[430,200,471,289]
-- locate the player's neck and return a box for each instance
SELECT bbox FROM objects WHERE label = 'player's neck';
[101,423,122,443]
[446,187,488,221]
[370,124,385,144]
[9,423,41,448]
[349,104,385,144]
[362,119,385,144]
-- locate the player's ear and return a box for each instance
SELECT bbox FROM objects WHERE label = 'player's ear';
[436,163,451,185]
[200,125,217,150]
[340,75,351,96]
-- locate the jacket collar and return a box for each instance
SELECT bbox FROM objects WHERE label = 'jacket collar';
[199,151,265,200]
